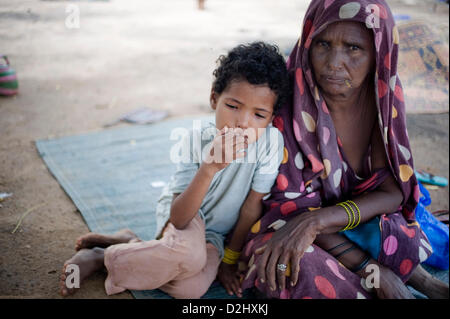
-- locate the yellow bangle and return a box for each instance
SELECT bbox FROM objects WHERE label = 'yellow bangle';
[342,201,356,229]
[347,200,361,229]
[224,247,241,257]
[222,247,241,265]
[222,257,237,265]
[337,203,352,232]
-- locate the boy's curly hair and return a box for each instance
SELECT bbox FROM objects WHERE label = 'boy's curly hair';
[212,42,291,114]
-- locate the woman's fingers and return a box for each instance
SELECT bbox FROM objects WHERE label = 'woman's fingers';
[266,248,280,291]
[256,247,270,286]
[276,253,290,292]
[254,244,267,255]
[289,253,301,287]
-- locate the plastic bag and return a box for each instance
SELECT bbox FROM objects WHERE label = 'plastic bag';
[414,180,449,270]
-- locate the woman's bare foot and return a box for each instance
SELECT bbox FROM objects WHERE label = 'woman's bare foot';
[407,264,449,299]
[75,229,140,251]
[60,247,105,296]
[374,264,415,299]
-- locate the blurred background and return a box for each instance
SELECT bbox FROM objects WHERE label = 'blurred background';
[0,0,448,298]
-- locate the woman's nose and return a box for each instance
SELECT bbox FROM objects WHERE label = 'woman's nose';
[327,48,344,71]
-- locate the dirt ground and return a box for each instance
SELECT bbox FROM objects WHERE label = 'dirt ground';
[0,0,448,299]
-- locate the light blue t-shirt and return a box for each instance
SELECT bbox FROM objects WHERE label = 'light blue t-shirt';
[154,121,284,259]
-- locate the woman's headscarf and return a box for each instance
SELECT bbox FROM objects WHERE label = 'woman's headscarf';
[259,0,419,233]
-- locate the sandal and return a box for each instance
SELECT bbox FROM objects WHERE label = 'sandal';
[415,169,448,187]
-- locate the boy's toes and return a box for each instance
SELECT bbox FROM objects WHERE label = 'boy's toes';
[60,263,75,297]
[60,277,75,297]
[60,284,67,296]
[60,275,68,296]
[75,238,83,251]
[60,285,72,297]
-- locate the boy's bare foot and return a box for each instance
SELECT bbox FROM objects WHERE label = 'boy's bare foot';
[75,229,140,251]
[60,247,105,297]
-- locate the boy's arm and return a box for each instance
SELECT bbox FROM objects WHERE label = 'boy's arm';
[170,129,248,230]
[226,189,266,252]
[169,164,216,230]
[217,189,265,297]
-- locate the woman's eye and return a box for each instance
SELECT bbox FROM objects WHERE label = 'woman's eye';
[226,104,237,109]
[349,45,360,51]
[317,40,329,48]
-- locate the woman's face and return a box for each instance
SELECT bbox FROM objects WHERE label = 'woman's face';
[310,21,375,99]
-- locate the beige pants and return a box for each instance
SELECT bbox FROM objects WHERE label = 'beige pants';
[104,215,221,298]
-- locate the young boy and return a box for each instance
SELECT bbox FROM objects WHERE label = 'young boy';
[60,42,290,298]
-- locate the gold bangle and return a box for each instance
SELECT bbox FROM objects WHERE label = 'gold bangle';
[347,200,361,229]
[337,203,352,232]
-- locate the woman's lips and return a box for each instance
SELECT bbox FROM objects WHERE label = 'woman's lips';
[324,76,346,84]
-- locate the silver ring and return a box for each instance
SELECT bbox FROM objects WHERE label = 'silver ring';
[277,263,287,272]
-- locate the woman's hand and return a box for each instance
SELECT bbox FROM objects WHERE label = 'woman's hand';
[255,211,321,292]
[217,262,243,297]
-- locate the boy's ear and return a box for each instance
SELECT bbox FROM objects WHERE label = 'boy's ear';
[210,89,218,110]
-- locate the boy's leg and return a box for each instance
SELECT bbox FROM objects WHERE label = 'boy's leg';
[159,243,221,299]
[104,215,208,295]
[75,228,141,251]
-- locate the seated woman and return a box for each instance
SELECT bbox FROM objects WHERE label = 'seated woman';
[240,0,449,299]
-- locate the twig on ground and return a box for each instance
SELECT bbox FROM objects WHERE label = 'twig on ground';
[11,203,45,234]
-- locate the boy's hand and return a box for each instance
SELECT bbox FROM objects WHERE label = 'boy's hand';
[217,262,243,298]
[202,127,248,174]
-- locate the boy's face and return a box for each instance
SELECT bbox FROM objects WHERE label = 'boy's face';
[210,80,276,144]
